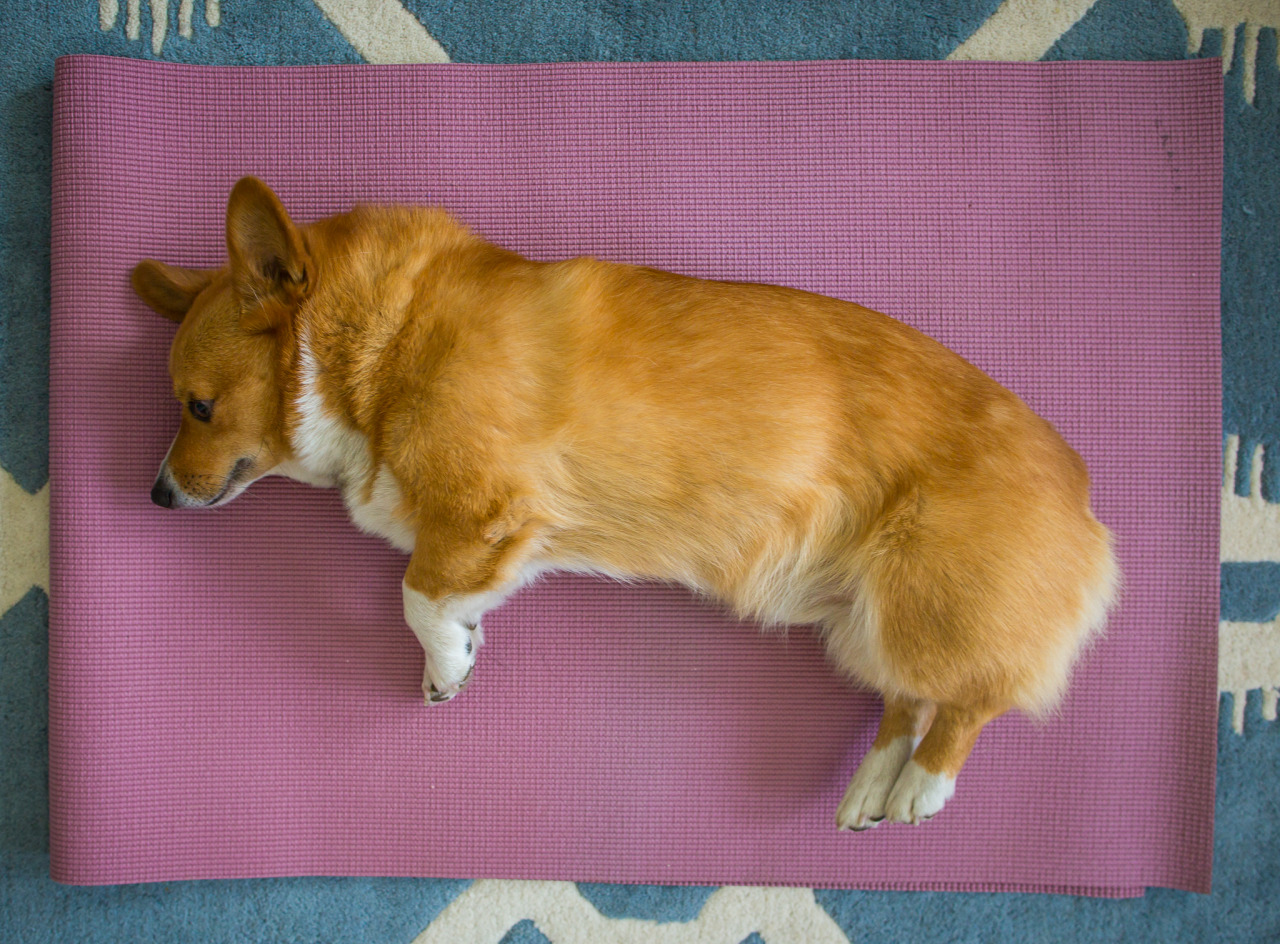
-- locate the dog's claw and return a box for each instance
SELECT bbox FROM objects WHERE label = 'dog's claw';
[848,816,882,832]
[424,664,474,706]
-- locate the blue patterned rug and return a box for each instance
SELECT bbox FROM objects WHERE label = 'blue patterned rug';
[2,2,1277,941]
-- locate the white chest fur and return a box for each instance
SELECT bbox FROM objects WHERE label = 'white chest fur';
[276,335,417,553]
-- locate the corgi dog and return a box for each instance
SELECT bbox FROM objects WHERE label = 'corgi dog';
[133,177,1117,829]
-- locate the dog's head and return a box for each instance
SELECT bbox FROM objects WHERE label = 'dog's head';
[133,177,310,509]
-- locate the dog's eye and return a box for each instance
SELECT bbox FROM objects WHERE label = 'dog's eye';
[188,399,214,422]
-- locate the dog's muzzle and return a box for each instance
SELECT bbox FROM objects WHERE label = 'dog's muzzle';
[151,457,255,509]
[150,477,176,508]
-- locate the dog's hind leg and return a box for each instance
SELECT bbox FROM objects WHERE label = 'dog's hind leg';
[882,700,1009,824]
[836,695,936,831]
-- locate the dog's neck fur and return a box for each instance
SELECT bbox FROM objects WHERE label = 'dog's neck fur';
[271,206,487,544]
[291,206,478,431]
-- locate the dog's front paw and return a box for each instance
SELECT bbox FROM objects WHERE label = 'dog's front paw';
[422,622,483,705]
[424,665,471,704]
[882,759,955,825]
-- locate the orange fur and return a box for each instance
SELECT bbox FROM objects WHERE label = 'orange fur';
[872,697,937,750]
[133,177,1118,826]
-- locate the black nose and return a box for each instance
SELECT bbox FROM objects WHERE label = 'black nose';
[151,479,175,508]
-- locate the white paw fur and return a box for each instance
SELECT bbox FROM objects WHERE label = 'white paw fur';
[421,621,483,704]
[835,736,916,830]
[883,759,955,825]
[403,582,484,704]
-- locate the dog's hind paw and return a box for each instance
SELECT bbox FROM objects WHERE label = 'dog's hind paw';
[836,736,915,831]
[883,759,955,825]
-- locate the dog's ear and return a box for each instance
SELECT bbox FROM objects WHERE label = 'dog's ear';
[131,260,214,323]
[225,177,311,333]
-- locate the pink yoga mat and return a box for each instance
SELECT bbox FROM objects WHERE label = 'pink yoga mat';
[49,56,1220,894]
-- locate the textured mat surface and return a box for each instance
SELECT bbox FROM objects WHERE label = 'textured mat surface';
[49,55,1219,894]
